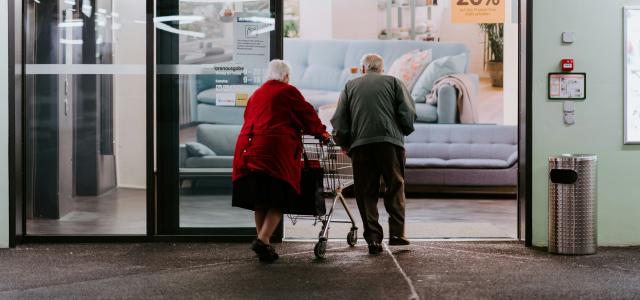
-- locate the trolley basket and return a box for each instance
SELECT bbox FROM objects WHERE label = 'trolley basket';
[287,136,359,259]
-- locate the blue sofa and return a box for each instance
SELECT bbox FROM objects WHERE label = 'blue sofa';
[179,124,518,191]
[179,125,240,169]
[189,39,476,125]
[405,124,518,188]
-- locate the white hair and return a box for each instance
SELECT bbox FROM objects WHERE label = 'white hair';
[265,59,291,82]
[361,53,384,73]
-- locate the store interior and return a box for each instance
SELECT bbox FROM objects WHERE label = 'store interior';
[25,0,519,240]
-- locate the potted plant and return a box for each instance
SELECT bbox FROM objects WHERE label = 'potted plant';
[479,23,504,87]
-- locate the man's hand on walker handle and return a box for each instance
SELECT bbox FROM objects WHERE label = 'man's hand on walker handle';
[319,131,331,145]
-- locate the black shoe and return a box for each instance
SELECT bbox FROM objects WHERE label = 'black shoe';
[389,236,410,246]
[368,242,383,255]
[266,244,280,260]
[251,239,279,263]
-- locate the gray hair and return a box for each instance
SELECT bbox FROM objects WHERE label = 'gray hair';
[361,53,384,73]
[265,59,291,82]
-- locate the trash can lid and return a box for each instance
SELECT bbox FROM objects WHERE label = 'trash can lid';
[548,154,597,162]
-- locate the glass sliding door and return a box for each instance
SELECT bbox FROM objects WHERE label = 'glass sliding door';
[24,0,147,235]
[156,0,282,235]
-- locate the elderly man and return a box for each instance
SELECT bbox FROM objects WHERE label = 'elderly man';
[331,54,416,255]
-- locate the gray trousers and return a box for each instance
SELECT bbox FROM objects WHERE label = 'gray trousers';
[351,142,406,244]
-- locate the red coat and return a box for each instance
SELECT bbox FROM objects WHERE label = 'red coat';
[232,80,326,194]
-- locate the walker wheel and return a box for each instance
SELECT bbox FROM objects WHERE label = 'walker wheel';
[347,230,358,247]
[314,239,327,259]
[318,228,329,239]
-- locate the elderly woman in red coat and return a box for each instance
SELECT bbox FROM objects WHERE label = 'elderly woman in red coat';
[232,59,329,263]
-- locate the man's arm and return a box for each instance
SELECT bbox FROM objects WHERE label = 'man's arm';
[395,78,417,136]
[330,86,352,149]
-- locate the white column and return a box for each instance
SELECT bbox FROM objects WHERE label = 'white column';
[503,0,519,125]
[113,0,147,189]
[0,1,10,248]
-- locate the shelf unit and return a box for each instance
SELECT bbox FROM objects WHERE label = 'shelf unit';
[380,0,438,40]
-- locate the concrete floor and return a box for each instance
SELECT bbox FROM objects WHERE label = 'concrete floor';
[1,242,640,299]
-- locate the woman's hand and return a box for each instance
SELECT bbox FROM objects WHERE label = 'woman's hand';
[319,131,331,145]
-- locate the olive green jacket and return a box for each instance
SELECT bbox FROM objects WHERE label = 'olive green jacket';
[330,73,416,151]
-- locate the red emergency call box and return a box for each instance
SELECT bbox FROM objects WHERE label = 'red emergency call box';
[561,59,574,72]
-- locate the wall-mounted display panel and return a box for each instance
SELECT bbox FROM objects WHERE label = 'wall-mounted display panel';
[548,73,586,100]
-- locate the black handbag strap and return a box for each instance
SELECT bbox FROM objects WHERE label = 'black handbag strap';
[302,150,310,169]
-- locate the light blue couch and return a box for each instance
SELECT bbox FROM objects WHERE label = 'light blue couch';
[179,124,518,191]
[190,39,475,124]
[179,125,240,169]
[405,124,518,188]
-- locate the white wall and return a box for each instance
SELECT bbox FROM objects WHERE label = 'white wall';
[299,0,379,40]
[299,0,333,39]
[437,6,487,77]
[1,1,9,248]
[112,0,147,189]
[332,0,379,40]
[503,0,519,125]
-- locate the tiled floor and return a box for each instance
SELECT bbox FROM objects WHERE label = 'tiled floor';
[284,197,516,240]
[29,189,516,239]
[27,188,147,235]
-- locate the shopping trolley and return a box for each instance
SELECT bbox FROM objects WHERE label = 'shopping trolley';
[288,136,358,259]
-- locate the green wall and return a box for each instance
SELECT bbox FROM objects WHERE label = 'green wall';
[533,0,640,246]
[0,1,9,248]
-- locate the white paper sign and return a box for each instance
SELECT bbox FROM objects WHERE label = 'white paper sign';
[215,93,236,107]
[234,16,271,69]
[549,73,586,100]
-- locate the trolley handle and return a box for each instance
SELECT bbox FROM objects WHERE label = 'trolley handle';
[319,132,333,146]
[302,134,338,147]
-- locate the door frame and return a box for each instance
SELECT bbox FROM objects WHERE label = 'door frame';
[8,0,533,245]
[8,0,24,247]
[154,0,284,237]
[518,0,533,246]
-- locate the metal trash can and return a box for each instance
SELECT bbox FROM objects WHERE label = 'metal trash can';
[548,154,597,255]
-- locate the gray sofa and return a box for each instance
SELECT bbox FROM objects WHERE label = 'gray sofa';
[405,124,518,189]
[179,125,240,170]
[189,39,476,125]
[180,124,518,191]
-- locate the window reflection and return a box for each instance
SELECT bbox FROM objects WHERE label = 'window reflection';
[25,0,147,235]
[177,0,272,228]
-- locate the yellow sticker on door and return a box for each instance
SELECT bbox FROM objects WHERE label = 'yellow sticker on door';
[451,0,505,24]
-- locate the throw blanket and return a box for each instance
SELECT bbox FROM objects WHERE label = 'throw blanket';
[426,74,479,124]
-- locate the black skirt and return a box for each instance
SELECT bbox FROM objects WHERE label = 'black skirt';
[232,172,297,211]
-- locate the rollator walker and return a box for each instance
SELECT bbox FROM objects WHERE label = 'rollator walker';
[287,136,358,259]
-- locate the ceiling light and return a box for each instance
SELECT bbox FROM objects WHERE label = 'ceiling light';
[60,39,83,45]
[180,0,262,3]
[155,22,205,38]
[154,15,205,24]
[58,21,84,28]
